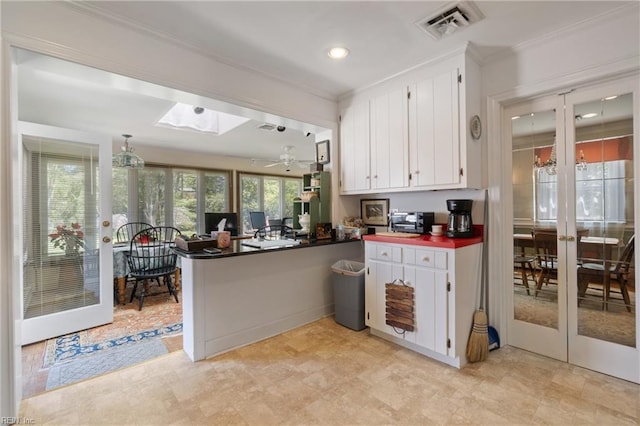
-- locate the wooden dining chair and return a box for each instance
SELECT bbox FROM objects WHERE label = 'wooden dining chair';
[115,221,152,244]
[578,235,635,312]
[126,227,181,310]
[531,230,559,296]
[513,252,535,296]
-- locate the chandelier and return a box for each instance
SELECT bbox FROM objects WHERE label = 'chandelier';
[112,134,144,168]
[533,136,587,175]
[534,139,557,176]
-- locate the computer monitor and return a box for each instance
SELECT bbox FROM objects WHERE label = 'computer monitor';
[205,212,239,236]
[249,211,267,230]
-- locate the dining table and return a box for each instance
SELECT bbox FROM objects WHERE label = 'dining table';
[513,232,621,301]
[113,244,181,305]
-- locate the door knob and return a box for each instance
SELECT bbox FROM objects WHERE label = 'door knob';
[558,235,567,241]
[102,220,111,227]
[566,236,576,242]
[103,236,111,243]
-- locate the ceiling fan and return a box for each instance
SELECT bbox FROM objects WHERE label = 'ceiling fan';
[253,145,313,171]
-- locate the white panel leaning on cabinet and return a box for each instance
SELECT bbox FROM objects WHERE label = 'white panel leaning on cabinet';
[364,240,482,368]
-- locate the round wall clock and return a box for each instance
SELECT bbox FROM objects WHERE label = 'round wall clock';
[470,115,482,140]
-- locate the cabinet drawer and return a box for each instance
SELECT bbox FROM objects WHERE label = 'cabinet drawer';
[373,244,402,263]
[405,248,447,270]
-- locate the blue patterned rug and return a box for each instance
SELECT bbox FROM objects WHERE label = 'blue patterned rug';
[43,322,183,368]
[46,338,169,390]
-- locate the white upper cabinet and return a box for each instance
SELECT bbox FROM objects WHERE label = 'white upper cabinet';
[371,87,409,190]
[339,49,483,195]
[339,100,371,193]
[409,69,460,188]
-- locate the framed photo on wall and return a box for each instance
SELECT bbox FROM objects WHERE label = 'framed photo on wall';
[315,139,330,164]
[360,198,389,226]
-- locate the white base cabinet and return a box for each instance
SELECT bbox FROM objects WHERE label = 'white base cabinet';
[365,241,482,368]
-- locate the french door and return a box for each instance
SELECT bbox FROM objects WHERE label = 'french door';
[506,75,639,383]
[17,122,113,344]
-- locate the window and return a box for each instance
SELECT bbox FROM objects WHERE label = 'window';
[22,138,101,318]
[535,160,627,223]
[113,165,230,237]
[239,173,302,233]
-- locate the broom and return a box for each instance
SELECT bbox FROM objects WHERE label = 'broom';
[466,190,490,362]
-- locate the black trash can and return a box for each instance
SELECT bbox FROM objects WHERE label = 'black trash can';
[331,260,366,331]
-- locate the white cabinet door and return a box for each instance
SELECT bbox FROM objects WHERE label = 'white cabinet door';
[340,101,371,193]
[409,68,460,189]
[406,265,449,356]
[371,87,409,190]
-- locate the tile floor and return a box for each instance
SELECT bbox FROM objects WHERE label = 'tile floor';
[19,317,640,425]
[21,286,183,398]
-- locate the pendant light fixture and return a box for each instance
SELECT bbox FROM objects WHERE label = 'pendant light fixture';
[112,134,144,168]
[533,134,557,176]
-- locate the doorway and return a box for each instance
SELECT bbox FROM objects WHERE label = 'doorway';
[505,76,638,383]
[17,122,114,345]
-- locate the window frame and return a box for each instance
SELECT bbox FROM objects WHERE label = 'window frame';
[113,163,232,237]
[237,171,303,234]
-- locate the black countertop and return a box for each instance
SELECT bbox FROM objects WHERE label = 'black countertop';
[174,237,362,259]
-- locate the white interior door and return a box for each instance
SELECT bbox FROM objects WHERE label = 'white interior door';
[565,78,639,383]
[506,75,639,382]
[506,95,568,361]
[17,121,113,344]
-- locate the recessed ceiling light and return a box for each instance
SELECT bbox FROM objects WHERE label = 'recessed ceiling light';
[328,47,350,59]
[603,95,618,101]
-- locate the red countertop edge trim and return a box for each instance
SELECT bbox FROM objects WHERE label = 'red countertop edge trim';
[362,225,483,249]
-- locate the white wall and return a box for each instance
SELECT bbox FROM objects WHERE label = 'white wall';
[1,2,337,127]
[482,4,639,100]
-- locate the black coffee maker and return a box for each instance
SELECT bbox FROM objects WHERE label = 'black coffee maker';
[446,199,474,238]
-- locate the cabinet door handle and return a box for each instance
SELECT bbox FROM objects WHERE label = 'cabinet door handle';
[422,256,430,262]
[380,251,388,257]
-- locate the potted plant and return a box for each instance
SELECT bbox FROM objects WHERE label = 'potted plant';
[49,223,85,256]
[49,223,85,288]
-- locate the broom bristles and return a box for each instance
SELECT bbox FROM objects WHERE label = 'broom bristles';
[466,309,489,363]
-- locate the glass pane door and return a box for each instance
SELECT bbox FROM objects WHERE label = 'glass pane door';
[19,122,113,345]
[508,96,568,361]
[507,76,639,383]
[566,82,638,383]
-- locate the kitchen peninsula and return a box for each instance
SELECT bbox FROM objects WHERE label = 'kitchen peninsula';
[177,238,363,361]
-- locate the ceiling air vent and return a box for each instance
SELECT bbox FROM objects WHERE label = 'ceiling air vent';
[415,1,484,40]
[258,123,277,131]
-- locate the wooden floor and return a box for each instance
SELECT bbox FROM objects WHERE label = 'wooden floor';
[19,317,639,425]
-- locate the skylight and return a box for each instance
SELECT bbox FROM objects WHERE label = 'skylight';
[156,103,250,135]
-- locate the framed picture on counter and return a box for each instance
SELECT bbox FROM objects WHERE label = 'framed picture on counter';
[316,222,332,240]
[360,198,389,226]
